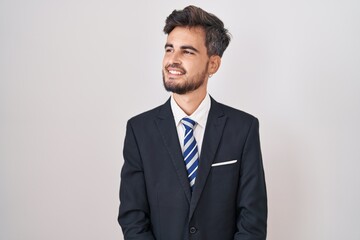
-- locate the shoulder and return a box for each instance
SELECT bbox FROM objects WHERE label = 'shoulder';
[127,106,162,128]
[212,98,258,124]
[127,99,170,128]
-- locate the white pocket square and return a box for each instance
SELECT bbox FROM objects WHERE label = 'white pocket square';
[211,160,237,167]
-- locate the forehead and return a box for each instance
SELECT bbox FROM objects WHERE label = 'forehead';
[166,26,206,49]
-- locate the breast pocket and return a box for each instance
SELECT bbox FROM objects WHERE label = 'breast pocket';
[210,160,238,189]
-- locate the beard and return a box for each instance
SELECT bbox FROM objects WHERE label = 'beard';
[162,62,209,95]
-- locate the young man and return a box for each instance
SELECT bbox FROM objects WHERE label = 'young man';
[118,5,267,240]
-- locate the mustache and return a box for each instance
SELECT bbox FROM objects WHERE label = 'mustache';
[165,63,186,73]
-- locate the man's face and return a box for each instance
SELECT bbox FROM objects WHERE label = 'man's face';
[162,26,210,95]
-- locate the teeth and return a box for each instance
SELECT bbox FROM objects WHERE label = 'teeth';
[169,70,182,75]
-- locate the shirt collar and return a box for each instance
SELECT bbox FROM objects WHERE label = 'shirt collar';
[170,93,211,128]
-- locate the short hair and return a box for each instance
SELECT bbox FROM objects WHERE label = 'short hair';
[163,5,231,57]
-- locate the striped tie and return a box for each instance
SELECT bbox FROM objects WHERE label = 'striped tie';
[181,117,199,191]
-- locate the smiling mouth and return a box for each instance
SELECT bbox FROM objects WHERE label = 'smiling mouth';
[167,67,186,77]
[168,70,183,75]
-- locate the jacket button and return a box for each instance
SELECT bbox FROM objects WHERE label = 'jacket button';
[189,226,197,234]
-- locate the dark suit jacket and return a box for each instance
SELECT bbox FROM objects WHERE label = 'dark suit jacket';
[118,97,267,240]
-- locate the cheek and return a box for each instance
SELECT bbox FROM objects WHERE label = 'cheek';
[187,62,202,73]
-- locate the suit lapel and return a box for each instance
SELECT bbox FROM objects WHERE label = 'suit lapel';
[155,99,192,203]
[189,98,227,219]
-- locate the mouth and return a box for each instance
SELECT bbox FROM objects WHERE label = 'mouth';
[168,70,183,75]
[166,67,186,77]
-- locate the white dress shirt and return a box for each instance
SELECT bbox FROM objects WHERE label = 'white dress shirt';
[170,94,211,156]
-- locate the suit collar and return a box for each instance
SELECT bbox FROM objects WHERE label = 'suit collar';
[157,97,172,119]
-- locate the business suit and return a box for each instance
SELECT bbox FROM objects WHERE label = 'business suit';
[118,97,267,240]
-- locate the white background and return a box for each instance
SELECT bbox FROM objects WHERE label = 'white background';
[1,0,359,239]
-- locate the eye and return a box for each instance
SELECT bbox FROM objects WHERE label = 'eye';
[183,50,194,55]
[165,48,173,53]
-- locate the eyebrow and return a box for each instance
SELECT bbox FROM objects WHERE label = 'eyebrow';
[165,43,199,53]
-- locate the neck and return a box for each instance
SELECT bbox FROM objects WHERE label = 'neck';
[173,87,207,116]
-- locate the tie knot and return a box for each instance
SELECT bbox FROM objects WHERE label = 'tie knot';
[181,117,196,130]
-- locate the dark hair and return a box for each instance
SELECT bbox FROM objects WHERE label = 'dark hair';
[163,5,231,57]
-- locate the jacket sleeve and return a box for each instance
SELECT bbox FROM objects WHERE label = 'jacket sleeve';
[118,121,155,240]
[234,118,267,240]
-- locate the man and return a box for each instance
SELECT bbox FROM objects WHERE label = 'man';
[118,5,267,240]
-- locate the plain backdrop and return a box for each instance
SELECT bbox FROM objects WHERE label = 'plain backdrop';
[1,0,359,239]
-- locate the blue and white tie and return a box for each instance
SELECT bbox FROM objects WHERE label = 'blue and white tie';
[181,117,199,191]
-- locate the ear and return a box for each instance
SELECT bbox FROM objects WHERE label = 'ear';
[208,55,221,76]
